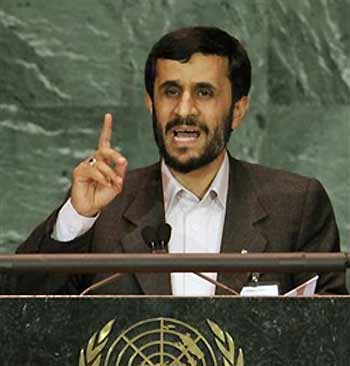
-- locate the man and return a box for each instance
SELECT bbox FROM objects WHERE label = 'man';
[10,26,346,295]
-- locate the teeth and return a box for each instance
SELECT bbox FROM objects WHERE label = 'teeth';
[173,130,199,137]
[174,135,197,142]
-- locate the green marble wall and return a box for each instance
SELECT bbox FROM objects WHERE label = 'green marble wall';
[0,0,349,252]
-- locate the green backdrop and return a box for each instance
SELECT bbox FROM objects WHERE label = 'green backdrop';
[0,0,349,252]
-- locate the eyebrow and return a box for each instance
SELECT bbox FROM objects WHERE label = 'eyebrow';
[194,82,217,91]
[158,80,181,91]
[158,80,217,91]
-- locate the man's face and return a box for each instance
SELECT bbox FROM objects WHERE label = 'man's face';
[149,53,235,173]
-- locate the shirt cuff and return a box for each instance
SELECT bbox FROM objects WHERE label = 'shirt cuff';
[52,198,99,242]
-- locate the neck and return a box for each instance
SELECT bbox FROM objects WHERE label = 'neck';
[169,150,226,199]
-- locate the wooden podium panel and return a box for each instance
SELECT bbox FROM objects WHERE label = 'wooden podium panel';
[0,296,349,365]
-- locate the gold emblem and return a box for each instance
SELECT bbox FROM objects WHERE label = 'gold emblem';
[79,318,244,366]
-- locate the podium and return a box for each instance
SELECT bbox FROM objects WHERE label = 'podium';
[0,296,349,365]
[0,252,349,365]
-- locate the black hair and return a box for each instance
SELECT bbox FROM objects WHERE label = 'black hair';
[144,26,251,102]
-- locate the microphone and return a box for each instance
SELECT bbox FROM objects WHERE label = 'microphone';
[81,223,240,296]
[158,223,172,252]
[142,224,171,253]
[141,226,158,252]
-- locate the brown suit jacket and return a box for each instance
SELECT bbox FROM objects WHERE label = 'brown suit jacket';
[9,156,347,295]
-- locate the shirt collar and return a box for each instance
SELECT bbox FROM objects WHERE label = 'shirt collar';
[161,151,229,211]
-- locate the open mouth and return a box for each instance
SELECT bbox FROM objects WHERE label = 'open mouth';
[171,126,201,142]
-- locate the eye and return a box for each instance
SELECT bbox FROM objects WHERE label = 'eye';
[197,87,214,98]
[164,86,180,97]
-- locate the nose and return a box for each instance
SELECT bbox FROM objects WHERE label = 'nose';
[174,91,199,118]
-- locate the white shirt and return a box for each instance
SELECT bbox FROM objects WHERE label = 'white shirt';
[162,153,229,295]
[53,152,229,296]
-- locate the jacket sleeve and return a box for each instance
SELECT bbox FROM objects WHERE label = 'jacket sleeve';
[2,206,95,295]
[294,178,347,295]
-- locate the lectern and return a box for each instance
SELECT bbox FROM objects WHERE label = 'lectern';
[0,253,349,366]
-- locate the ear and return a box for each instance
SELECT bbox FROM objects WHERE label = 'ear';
[145,93,153,114]
[231,96,249,130]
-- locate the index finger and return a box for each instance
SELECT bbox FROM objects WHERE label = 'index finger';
[98,113,113,149]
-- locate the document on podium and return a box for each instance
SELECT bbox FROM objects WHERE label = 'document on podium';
[240,275,319,297]
[283,275,319,297]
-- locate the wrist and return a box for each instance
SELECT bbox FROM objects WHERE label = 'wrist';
[70,199,99,218]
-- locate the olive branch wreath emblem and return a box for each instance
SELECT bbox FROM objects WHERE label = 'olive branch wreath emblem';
[79,320,115,366]
[79,319,244,366]
[207,320,244,366]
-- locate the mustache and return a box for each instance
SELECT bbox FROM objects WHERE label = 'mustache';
[165,117,209,135]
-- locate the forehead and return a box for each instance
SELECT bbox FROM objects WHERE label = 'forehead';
[154,53,230,86]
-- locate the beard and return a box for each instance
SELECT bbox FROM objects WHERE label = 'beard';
[152,104,234,173]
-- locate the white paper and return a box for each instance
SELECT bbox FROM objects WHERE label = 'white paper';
[240,284,279,297]
[283,275,319,297]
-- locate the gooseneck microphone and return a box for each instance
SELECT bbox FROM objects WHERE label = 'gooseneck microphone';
[80,222,239,295]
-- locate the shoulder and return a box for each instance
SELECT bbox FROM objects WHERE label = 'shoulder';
[230,157,329,208]
[233,157,321,190]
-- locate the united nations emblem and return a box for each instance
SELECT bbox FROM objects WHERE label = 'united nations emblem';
[79,317,244,366]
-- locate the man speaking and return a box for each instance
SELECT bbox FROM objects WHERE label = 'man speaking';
[10,26,347,295]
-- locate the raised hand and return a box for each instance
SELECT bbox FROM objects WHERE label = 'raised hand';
[70,113,128,217]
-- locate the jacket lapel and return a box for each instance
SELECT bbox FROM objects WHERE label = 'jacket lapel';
[120,164,171,295]
[217,157,268,295]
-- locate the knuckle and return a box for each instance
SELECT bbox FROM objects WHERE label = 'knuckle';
[73,164,82,176]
